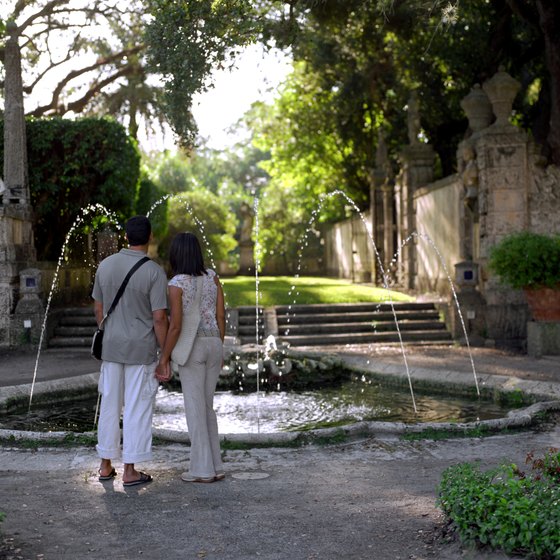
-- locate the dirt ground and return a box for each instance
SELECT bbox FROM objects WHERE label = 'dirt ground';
[1,343,559,559]
[1,419,559,560]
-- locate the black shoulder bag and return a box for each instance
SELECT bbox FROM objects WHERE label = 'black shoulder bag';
[91,256,150,360]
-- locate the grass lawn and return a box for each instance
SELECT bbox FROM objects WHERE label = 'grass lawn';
[221,276,414,308]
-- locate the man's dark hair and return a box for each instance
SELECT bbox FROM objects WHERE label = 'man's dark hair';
[169,232,207,276]
[126,215,151,246]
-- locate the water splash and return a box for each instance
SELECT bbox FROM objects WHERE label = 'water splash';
[282,189,418,412]
[395,232,480,396]
[29,204,121,411]
[253,196,262,432]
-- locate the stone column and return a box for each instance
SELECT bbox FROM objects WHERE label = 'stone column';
[3,21,29,205]
[237,202,255,275]
[370,132,392,283]
[474,68,531,346]
[397,92,436,289]
[0,21,37,349]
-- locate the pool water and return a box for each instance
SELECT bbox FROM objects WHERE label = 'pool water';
[0,378,519,434]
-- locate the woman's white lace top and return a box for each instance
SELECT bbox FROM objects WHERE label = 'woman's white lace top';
[169,270,219,335]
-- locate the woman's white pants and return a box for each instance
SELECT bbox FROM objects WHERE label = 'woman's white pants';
[178,337,223,478]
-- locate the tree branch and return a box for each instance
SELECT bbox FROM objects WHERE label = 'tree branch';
[27,45,144,116]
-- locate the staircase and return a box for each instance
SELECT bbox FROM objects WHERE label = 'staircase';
[48,307,97,348]
[274,302,452,346]
[236,306,265,345]
[48,302,452,349]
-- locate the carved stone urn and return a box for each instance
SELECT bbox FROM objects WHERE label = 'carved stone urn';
[482,67,521,127]
[460,84,493,132]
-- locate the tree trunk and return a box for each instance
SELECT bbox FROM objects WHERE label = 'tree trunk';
[536,0,560,165]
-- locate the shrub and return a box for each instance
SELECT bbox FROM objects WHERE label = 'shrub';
[488,232,560,289]
[438,448,560,558]
[0,117,140,260]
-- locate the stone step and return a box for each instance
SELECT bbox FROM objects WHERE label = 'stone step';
[49,336,93,348]
[274,302,437,314]
[58,316,97,327]
[54,326,97,337]
[276,329,453,346]
[276,310,440,325]
[59,307,95,317]
[277,320,447,335]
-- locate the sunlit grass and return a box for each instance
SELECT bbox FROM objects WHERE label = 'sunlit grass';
[221,276,414,308]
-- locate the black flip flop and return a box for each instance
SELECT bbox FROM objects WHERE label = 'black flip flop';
[98,467,117,482]
[123,472,153,487]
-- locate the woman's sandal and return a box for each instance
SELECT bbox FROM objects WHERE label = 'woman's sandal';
[214,472,225,481]
[181,472,216,483]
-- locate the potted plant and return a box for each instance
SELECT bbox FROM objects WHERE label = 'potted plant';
[488,231,560,321]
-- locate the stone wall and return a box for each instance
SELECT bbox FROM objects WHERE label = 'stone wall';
[323,211,373,282]
[414,176,463,295]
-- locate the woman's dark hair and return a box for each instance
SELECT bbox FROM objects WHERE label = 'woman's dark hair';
[169,232,207,276]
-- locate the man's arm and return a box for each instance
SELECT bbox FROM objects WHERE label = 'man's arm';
[94,300,104,327]
[152,308,169,352]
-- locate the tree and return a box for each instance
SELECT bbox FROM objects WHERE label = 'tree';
[143,0,258,146]
[0,0,162,139]
[159,188,237,269]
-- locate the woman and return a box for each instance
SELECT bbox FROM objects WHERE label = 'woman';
[156,232,226,483]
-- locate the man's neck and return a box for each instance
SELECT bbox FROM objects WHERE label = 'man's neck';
[128,244,149,253]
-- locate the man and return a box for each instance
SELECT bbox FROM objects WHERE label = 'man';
[92,215,168,486]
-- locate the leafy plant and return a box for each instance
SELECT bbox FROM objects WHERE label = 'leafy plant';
[0,117,140,260]
[438,449,560,558]
[488,232,560,289]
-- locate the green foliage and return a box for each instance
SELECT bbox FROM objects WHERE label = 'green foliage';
[402,425,497,441]
[135,170,168,241]
[221,275,413,308]
[488,232,560,289]
[438,450,560,558]
[144,0,258,146]
[0,117,140,260]
[159,189,237,268]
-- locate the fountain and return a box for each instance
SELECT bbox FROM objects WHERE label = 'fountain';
[1,190,518,441]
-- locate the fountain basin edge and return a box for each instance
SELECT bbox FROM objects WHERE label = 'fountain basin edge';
[1,360,560,445]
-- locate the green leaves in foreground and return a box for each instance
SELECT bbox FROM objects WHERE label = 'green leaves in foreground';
[438,449,560,558]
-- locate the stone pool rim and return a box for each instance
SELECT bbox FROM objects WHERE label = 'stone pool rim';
[2,355,560,445]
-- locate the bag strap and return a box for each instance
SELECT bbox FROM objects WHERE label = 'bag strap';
[99,256,150,328]
[193,275,203,307]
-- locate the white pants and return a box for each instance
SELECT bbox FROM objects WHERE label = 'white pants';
[96,361,158,464]
[179,337,223,478]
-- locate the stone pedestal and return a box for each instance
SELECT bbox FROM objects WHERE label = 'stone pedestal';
[450,262,486,345]
[0,205,36,348]
[527,322,560,358]
[238,240,255,275]
[13,268,45,346]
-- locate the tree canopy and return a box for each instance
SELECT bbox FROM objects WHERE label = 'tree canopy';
[0,0,162,139]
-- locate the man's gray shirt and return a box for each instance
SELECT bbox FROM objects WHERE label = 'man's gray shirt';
[92,248,168,365]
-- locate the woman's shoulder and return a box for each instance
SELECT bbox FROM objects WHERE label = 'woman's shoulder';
[205,269,217,278]
[168,273,191,286]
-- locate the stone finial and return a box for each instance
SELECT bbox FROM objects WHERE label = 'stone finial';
[375,131,390,173]
[407,91,421,145]
[460,84,493,132]
[482,67,521,127]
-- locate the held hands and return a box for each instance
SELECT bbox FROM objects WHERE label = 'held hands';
[155,359,171,382]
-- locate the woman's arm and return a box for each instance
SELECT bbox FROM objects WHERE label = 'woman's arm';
[214,275,226,342]
[156,285,182,380]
